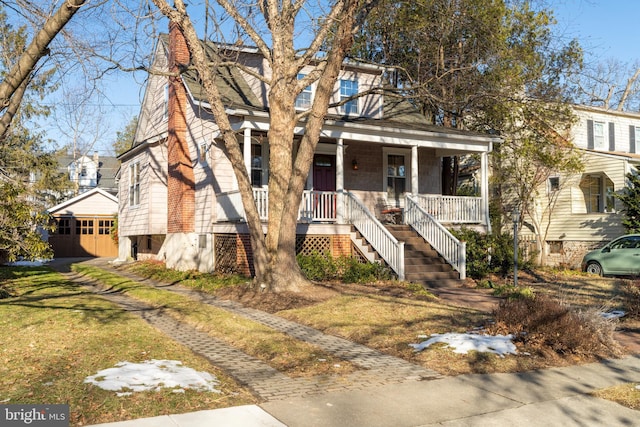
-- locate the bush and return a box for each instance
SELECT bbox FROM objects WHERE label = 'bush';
[487,294,620,357]
[452,228,534,280]
[622,281,640,319]
[451,227,491,279]
[296,251,337,281]
[297,252,391,283]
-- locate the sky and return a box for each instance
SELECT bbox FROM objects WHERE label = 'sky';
[551,0,640,63]
[42,0,640,157]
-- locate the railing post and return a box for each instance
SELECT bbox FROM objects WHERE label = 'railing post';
[398,241,405,280]
[459,241,466,281]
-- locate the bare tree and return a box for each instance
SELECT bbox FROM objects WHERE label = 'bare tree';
[571,58,640,111]
[149,0,378,291]
[0,0,87,139]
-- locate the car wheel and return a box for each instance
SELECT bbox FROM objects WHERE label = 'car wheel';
[586,261,603,276]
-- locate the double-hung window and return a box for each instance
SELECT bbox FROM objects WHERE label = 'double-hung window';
[581,173,615,213]
[339,79,358,115]
[385,153,407,202]
[295,74,312,110]
[593,121,605,149]
[251,144,264,187]
[129,162,140,206]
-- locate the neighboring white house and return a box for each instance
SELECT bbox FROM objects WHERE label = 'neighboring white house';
[58,152,119,195]
[521,105,640,267]
[116,26,500,282]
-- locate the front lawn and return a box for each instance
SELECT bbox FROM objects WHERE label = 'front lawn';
[0,266,255,426]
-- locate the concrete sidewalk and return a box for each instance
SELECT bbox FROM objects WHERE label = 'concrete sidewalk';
[86,356,640,427]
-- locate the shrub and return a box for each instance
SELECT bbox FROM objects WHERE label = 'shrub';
[487,294,621,358]
[451,227,534,280]
[297,252,391,283]
[296,251,337,281]
[451,227,491,279]
[622,280,640,318]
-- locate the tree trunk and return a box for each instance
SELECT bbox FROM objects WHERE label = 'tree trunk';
[153,0,369,292]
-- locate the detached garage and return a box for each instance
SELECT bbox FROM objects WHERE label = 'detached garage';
[47,188,119,258]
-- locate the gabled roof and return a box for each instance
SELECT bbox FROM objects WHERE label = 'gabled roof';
[158,34,498,143]
[57,154,120,190]
[47,187,118,214]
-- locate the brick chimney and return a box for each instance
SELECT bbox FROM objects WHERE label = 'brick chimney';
[167,22,195,234]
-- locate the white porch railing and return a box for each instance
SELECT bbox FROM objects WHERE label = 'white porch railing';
[216,188,337,223]
[413,194,482,224]
[405,195,466,280]
[345,192,405,280]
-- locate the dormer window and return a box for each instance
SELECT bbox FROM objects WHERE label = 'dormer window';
[295,74,312,110]
[340,79,358,115]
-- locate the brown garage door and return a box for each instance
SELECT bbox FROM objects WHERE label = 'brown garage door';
[49,216,118,258]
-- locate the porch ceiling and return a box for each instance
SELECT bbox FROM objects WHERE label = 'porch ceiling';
[235,112,497,154]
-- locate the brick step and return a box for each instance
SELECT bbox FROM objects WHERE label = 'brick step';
[404,256,448,266]
[405,271,460,282]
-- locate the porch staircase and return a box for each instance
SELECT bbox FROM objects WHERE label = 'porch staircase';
[385,225,460,288]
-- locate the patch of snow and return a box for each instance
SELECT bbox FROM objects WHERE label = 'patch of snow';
[410,333,518,357]
[600,310,625,319]
[84,360,221,394]
[6,259,49,267]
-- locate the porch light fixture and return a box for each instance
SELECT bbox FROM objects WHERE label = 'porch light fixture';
[512,207,519,287]
[352,159,359,170]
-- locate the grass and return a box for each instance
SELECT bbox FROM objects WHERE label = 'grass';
[71,264,356,377]
[592,383,640,410]
[0,266,255,426]
[2,260,637,424]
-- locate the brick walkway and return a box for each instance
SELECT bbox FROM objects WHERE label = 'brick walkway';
[55,260,441,401]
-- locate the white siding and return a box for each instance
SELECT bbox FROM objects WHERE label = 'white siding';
[573,107,640,153]
[135,44,169,145]
[534,151,627,242]
[119,144,167,237]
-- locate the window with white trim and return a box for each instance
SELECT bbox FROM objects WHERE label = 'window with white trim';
[339,79,358,115]
[251,144,264,187]
[548,176,560,192]
[129,162,140,206]
[593,121,605,149]
[383,149,410,203]
[295,74,313,110]
[580,173,615,213]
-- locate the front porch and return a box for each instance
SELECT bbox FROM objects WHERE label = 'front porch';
[215,189,480,281]
[217,188,488,226]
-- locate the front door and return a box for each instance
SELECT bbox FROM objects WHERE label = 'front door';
[313,154,336,191]
[311,154,336,220]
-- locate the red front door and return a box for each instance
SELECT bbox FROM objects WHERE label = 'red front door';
[313,154,336,191]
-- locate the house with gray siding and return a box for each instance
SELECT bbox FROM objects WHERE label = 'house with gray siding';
[116,26,500,283]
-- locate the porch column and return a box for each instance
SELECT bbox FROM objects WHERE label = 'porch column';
[336,138,345,223]
[481,151,491,233]
[411,145,418,196]
[243,128,251,176]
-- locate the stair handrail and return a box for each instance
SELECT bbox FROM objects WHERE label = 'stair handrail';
[345,192,405,280]
[405,194,466,280]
